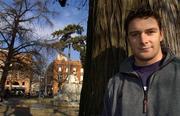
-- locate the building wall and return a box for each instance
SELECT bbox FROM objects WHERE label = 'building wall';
[53,58,83,95]
[5,71,31,94]
[0,50,32,95]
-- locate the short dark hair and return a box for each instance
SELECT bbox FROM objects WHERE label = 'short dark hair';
[124,5,162,38]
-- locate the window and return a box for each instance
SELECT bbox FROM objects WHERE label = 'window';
[73,67,76,72]
[80,76,83,81]
[22,82,25,85]
[66,68,68,72]
[80,68,84,73]
[13,81,19,85]
[58,66,62,72]
[6,81,9,85]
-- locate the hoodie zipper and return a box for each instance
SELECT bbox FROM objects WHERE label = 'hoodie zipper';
[130,72,149,114]
[141,55,174,113]
[143,86,148,113]
[137,75,148,114]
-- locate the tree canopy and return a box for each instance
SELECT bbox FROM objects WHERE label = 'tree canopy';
[51,24,86,65]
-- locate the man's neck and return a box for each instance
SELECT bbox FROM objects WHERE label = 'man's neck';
[135,52,163,66]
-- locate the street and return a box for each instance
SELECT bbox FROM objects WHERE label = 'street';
[0,97,79,116]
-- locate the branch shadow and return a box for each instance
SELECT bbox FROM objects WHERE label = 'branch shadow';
[2,98,32,116]
[8,106,32,116]
[53,107,79,116]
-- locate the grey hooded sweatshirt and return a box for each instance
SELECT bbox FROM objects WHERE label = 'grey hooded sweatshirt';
[102,49,180,116]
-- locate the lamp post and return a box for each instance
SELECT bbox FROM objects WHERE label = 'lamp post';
[44,75,47,97]
[66,43,71,83]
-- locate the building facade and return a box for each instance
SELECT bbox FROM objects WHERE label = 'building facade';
[5,71,31,95]
[53,54,84,95]
[0,50,32,95]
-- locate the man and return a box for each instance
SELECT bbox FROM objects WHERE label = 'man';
[102,5,180,116]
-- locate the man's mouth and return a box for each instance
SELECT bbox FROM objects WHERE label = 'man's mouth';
[139,47,151,51]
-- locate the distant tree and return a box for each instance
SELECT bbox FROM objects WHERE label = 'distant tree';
[71,36,86,67]
[51,24,86,67]
[0,0,55,97]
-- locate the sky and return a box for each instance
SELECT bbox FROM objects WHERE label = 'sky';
[0,0,88,63]
[36,0,88,61]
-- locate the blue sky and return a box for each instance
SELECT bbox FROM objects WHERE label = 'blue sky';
[2,0,88,61]
[36,0,88,61]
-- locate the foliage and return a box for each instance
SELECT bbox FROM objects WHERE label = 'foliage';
[51,24,86,66]
[52,24,84,37]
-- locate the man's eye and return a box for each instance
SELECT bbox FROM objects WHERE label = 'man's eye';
[130,32,139,37]
[146,30,156,35]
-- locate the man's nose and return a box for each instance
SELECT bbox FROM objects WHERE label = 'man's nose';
[139,32,148,44]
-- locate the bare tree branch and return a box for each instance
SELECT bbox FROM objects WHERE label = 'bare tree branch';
[0,31,10,46]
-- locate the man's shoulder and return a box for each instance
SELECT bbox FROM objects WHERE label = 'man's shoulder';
[109,70,129,84]
[172,56,180,64]
[108,56,133,86]
[108,73,124,85]
[106,73,124,94]
[109,73,121,81]
[165,56,180,69]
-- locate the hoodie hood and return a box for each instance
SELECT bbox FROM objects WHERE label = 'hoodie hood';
[119,48,175,74]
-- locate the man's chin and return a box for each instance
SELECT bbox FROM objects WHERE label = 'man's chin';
[136,55,154,61]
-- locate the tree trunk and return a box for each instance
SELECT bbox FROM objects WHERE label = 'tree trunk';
[79,0,128,115]
[79,0,180,115]
[0,64,10,97]
[0,19,18,98]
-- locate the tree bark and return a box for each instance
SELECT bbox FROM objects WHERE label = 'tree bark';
[79,0,128,115]
[0,19,18,97]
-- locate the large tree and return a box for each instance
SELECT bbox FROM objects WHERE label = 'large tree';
[0,0,55,96]
[77,0,180,115]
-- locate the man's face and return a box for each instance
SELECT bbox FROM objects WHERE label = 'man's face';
[127,17,163,65]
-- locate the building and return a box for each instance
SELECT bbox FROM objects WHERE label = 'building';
[0,49,32,95]
[5,71,31,95]
[52,54,84,95]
